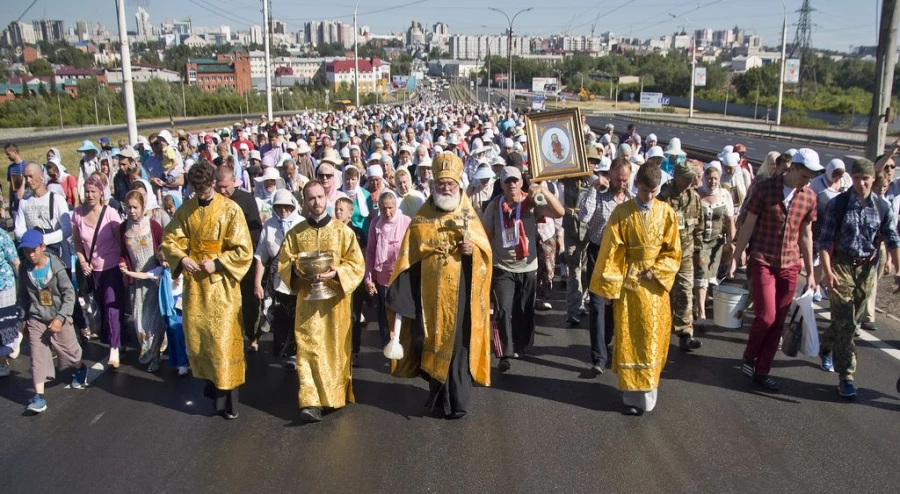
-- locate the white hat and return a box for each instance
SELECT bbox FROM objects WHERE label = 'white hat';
[630,154,646,166]
[286,142,298,151]
[273,189,296,208]
[239,143,249,151]
[340,147,350,159]
[594,156,612,173]
[471,139,490,155]
[433,145,443,154]
[447,134,460,146]
[825,158,845,180]
[665,137,686,157]
[276,153,294,168]
[793,148,824,172]
[483,129,495,140]
[605,123,615,130]
[368,152,382,163]
[513,142,523,152]
[646,133,658,143]
[156,129,175,146]
[786,148,798,157]
[473,163,495,180]
[417,158,433,168]
[717,145,734,161]
[517,135,527,143]
[600,134,611,144]
[366,165,384,178]
[646,146,665,159]
[722,152,741,168]
[319,149,342,166]
[250,150,262,161]
[382,155,394,166]
[254,167,286,188]
[504,137,514,148]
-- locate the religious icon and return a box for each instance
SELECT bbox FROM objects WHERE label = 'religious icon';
[525,108,589,182]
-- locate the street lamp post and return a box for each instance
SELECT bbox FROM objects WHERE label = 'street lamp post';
[354,0,360,108]
[114,0,137,143]
[671,14,696,118]
[776,0,788,125]
[262,0,273,120]
[489,7,533,107]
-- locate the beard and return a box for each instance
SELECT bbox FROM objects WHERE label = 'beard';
[432,189,461,212]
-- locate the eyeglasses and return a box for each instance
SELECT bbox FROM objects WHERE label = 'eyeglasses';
[886,164,897,170]
[317,173,334,179]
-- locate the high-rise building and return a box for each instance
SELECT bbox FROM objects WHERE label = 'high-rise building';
[407,21,425,46]
[173,19,192,36]
[76,21,90,41]
[433,22,449,36]
[250,25,264,45]
[32,20,64,42]
[135,7,152,37]
[273,21,287,35]
[6,21,38,46]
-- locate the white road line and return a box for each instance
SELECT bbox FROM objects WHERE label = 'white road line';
[811,302,900,363]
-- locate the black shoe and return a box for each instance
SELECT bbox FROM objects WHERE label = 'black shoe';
[896,375,900,394]
[498,358,511,373]
[861,321,878,332]
[753,375,780,392]
[566,316,581,326]
[679,335,702,352]
[300,407,323,423]
[622,406,644,416]
[223,411,239,420]
[446,411,467,420]
[741,358,756,378]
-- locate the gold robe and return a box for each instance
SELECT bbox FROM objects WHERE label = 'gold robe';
[160,194,253,390]
[388,194,493,386]
[276,218,364,409]
[589,199,682,392]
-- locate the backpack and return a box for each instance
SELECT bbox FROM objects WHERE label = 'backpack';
[828,190,889,251]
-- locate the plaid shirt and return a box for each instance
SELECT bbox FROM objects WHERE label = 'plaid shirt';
[745,174,817,269]
[817,192,900,257]
[577,187,632,245]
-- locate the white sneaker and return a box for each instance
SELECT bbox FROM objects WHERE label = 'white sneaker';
[0,363,10,377]
[9,331,22,359]
[284,356,297,371]
[177,365,189,376]
[539,301,552,310]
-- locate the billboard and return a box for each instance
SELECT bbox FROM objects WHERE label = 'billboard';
[784,59,801,84]
[532,77,559,93]
[531,95,546,110]
[392,75,409,88]
[640,92,664,110]
[694,67,707,87]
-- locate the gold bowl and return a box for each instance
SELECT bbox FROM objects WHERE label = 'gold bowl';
[296,251,336,300]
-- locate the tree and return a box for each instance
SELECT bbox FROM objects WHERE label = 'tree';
[317,42,347,57]
[27,59,54,77]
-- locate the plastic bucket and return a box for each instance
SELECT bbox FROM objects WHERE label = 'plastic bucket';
[713,285,750,329]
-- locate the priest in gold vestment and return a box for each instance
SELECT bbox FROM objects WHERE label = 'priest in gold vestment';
[277,181,364,424]
[589,163,682,416]
[386,152,493,420]
[161,162,254,419]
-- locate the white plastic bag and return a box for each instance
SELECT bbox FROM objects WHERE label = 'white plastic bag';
[794,289,820,357]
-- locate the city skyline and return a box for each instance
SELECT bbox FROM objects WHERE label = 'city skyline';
[0,0,883,53]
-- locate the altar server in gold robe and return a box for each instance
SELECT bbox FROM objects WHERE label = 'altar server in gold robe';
[386,152,493,420]
[277,181,365,424]
[589,162,682,416]
[161,162,254,420]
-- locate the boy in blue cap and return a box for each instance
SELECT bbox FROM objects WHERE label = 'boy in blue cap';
[18,229,88,414]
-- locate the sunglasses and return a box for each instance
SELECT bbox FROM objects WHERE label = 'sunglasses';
[885,164,897,170]
[317,173,334,179]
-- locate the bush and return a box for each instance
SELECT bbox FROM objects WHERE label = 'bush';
[781,111,828,129]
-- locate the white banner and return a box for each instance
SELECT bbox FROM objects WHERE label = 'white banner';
[694,67,707,87]
[784,59,801,84]
[640,92,663,110]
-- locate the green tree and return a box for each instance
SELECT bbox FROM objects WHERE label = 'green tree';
[27,59,54,77]
[317,42,347,57]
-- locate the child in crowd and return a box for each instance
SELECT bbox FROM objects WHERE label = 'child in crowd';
[161,195,177,218]
[335,197,368,367]
[17,230,88,414]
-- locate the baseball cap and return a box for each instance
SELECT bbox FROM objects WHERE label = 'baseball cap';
[500,166,522,182]
[792,148,824,172]
[20,230,44,249]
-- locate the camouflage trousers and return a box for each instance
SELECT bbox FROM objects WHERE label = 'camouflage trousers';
[670,254,694,337]
[537,237,558,301]
[820,260,876,381]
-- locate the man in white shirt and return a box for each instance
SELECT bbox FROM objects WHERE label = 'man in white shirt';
[14,163,71,262]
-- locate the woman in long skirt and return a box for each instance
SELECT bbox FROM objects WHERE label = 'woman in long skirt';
[0,231,21,376]
[118,191,167,372]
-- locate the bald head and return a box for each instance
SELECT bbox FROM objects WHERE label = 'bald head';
[23,161,45,193]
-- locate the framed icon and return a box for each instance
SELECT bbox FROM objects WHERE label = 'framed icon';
[524,108,589,181]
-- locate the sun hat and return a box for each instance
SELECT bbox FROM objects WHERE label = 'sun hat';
[273,189,296,208]
[665,137,686,157]
[77,140,100,153]
[646,146,665,159]
[473,163,495,180]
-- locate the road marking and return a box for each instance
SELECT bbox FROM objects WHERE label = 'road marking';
[90,412,105,425]
[812,302,900,363]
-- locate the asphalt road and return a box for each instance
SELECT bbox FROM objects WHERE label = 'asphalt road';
[2,280,900,492]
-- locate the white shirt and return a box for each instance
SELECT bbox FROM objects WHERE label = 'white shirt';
[254,214,305,294]
[14,190,72,260]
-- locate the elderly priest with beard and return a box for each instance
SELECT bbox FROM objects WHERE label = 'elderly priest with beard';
[386,152,493,419]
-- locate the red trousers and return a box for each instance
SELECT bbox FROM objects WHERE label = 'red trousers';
[742,260,800,376]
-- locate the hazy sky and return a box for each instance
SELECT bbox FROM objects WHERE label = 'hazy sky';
[1,0,884,52]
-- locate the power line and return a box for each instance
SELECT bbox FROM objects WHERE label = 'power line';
[185,0,252,27]
[14,0,41,23]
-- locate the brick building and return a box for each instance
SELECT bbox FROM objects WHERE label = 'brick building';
[185,48,251,95]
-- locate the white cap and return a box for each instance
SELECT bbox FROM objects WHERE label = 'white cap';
[250,150,262,161]
[630,154,646,166]
[594,156,612,173]
[504,137,514,148]
[239,143,249,151]
[646,146,665,159]
[646,133,658,143]
[793,148,824,172]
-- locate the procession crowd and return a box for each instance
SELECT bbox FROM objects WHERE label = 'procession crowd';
[1,90,899,420]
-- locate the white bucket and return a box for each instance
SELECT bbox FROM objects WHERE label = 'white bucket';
[713,285,750,329]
